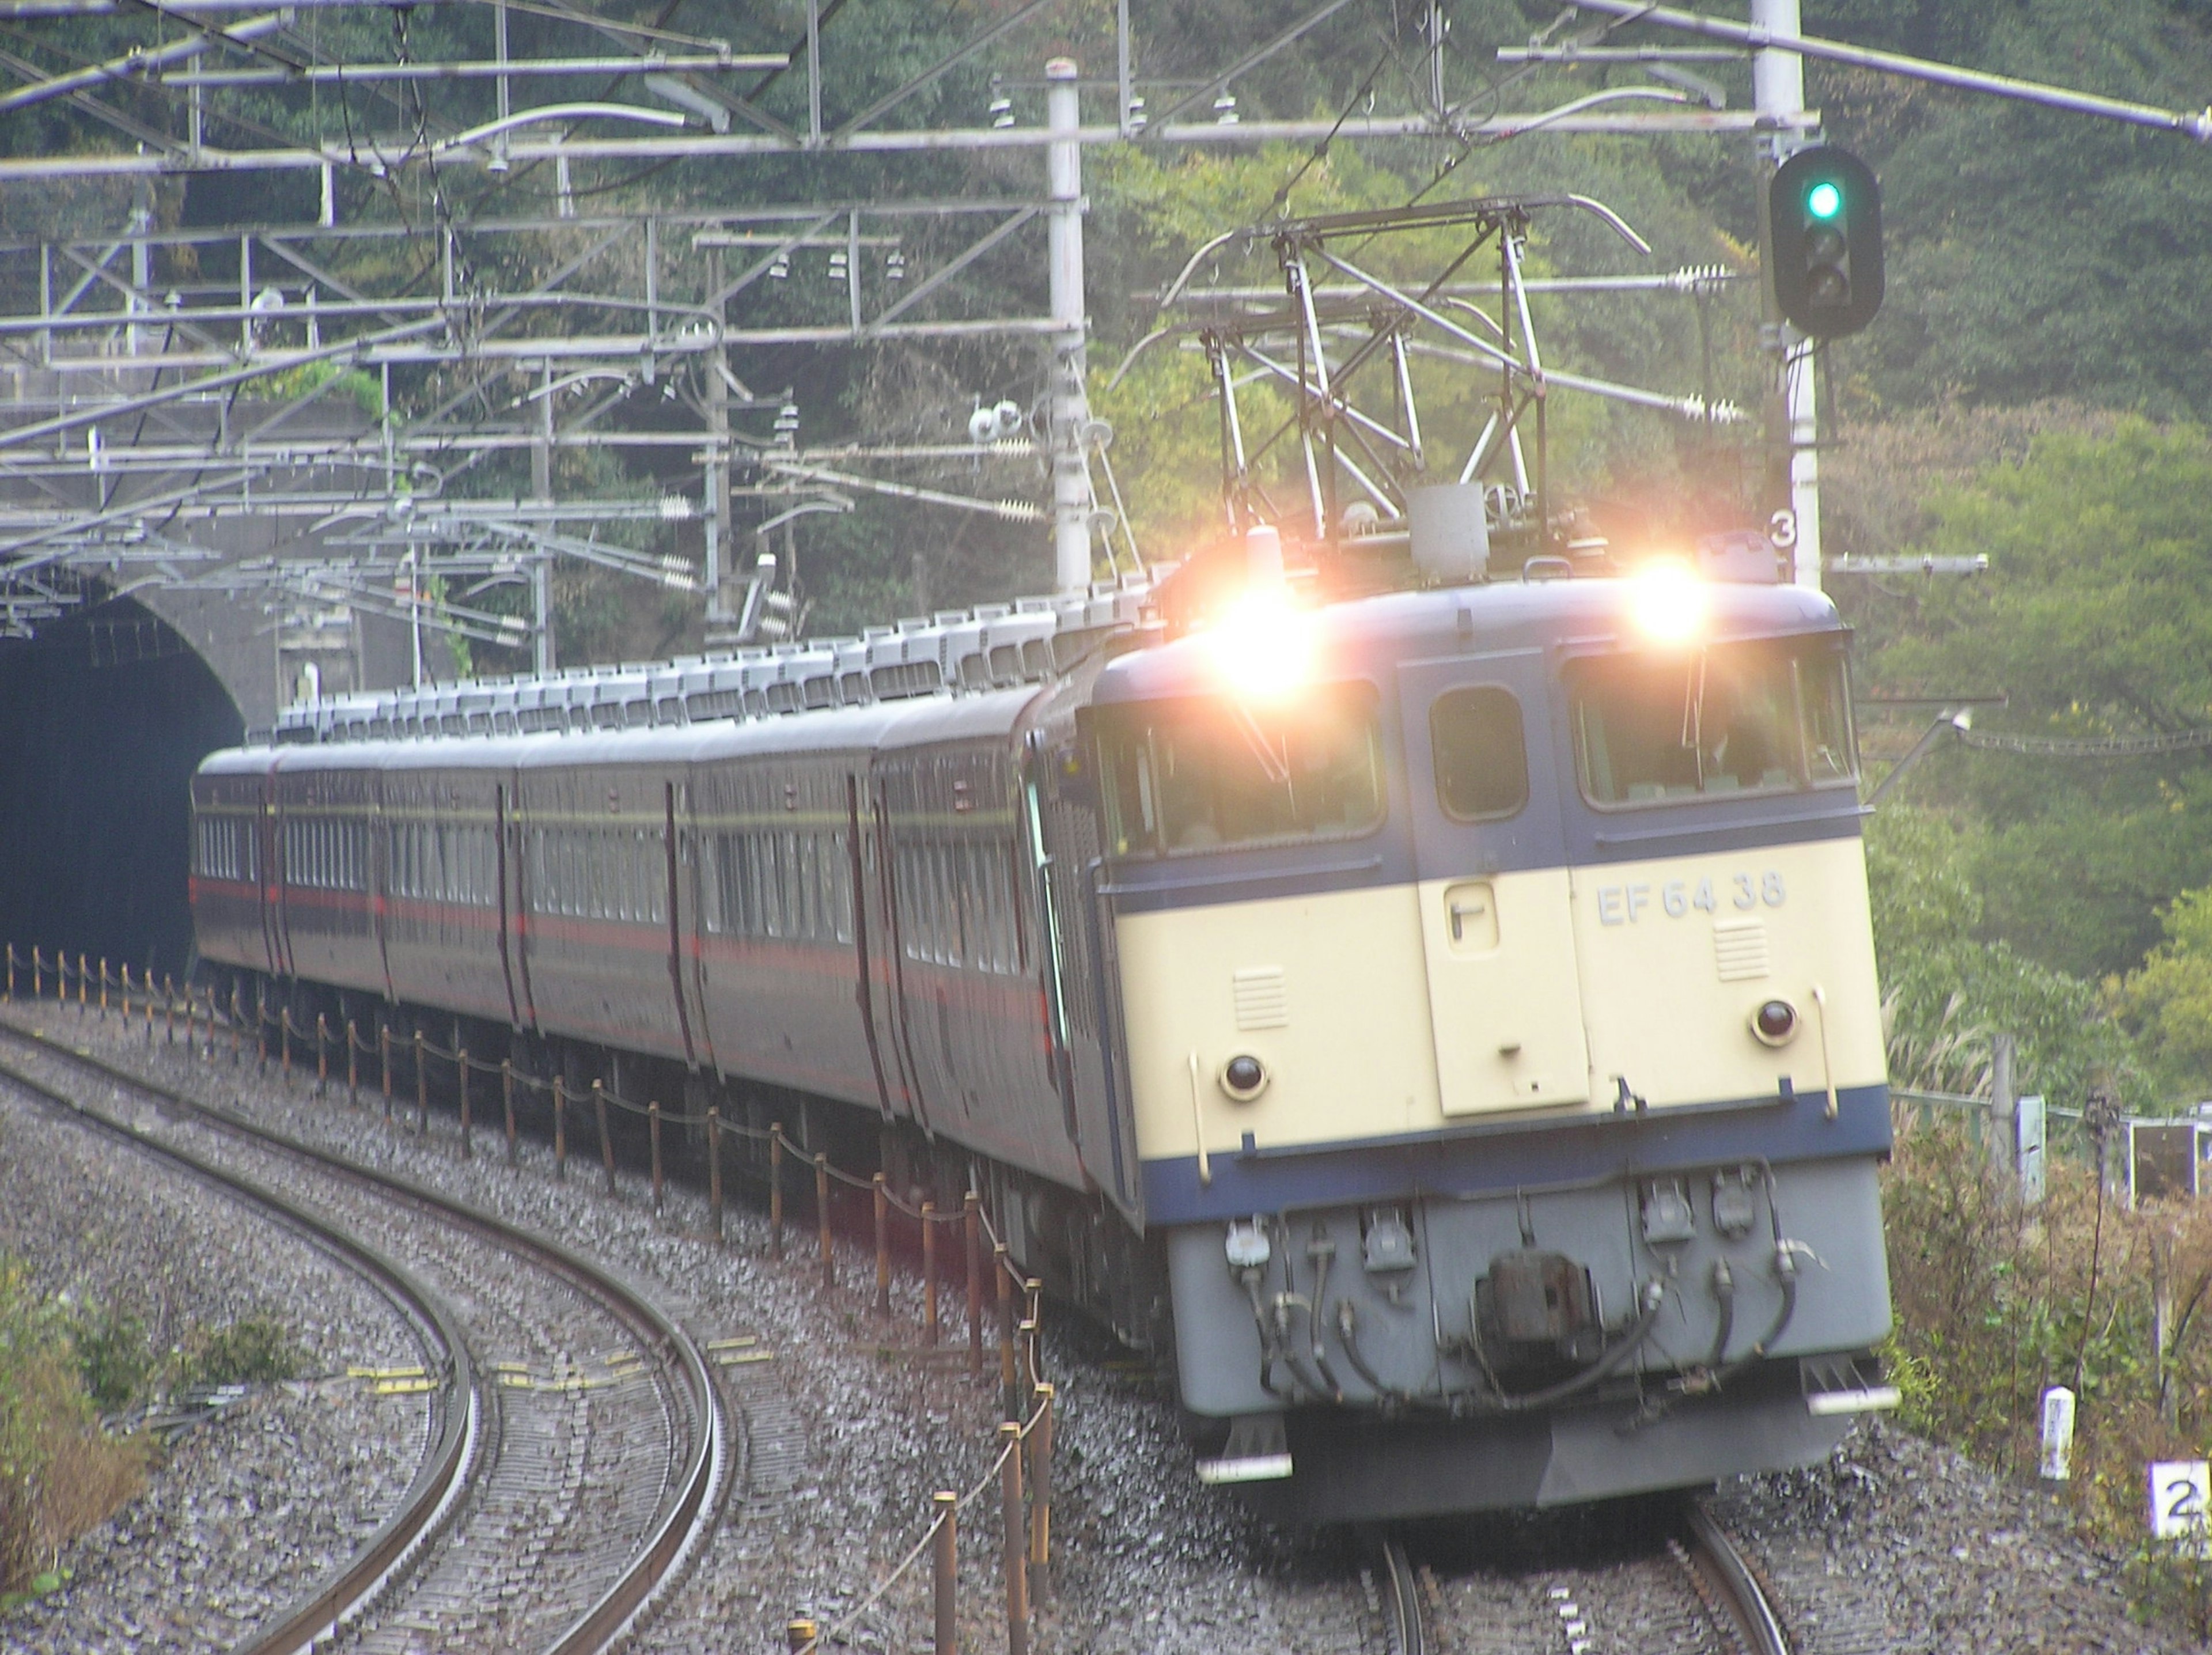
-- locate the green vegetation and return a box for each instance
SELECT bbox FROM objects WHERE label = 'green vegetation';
[177,1316,302,1389]
[0,1263,143,1598]
[0,1251,303,1601]
[1880,1114,2212,1637]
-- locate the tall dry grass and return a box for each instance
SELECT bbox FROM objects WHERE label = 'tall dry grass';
[0,1265,145,1596]
[1883,1113,2212,1629]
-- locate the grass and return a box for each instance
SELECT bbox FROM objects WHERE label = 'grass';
[0,1252,303,1601]
[1882,1111,2212,1634]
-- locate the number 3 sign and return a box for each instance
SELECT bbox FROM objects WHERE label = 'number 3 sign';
[2150,1460,2211,1553]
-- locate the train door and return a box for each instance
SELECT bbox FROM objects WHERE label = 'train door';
[847,773,898,1118]
[494,781,522,1028]
[1396,650,1590,1115]
[873,771,935,1135]
[662,778,704,1071]
[372,771,395,1003]
[1032,733,1141,1222]
[261,763,294,980]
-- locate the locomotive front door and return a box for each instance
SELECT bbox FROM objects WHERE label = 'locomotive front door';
[1397,650,1591,1115]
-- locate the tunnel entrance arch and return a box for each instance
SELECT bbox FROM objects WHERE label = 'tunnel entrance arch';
[0,594,243,982]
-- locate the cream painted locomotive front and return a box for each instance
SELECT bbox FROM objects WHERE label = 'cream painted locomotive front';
[1120,827,1894,1495]
[1119,835,1885,1165]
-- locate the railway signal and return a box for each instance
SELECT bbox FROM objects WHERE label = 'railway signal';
[1769,146,1884,338]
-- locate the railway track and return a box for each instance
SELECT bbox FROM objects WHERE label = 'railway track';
[0,1016,730,1654]
[1395,1494,1803,1655]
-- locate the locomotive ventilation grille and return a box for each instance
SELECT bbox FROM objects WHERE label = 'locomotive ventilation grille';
[1712,919,1771,982]
[1232,967,1289,1031]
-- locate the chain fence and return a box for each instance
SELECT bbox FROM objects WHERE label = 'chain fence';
[1,942,1060,1654]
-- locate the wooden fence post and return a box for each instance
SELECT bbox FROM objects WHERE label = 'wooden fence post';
[457,1049,472,1157]
[770,1125,785,1259]
[707,1107,724,1242]
[1028,1383,1055,1602]
[380,1022,392,1118]
[593,1078,614,1195]
[923,1202,941,1345]
[933,1490,959,1655]
[997,1243,1016,1421]
[316,1014,328,1092]
[874,1173,891,1317]
[816,1153,833,1292]
[649,1100,662,1213]
[999,1420,1029,1655]
[965,1191,983,1381]
[502,1061,517,1165]
[347,1020,359,1104]
[554,1076,568,1179]
[414,1029,427,1135]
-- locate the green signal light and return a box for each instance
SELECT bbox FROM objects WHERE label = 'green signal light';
[1806,180,1843,221]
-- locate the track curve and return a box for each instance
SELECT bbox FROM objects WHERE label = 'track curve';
[0,1017,729,1654]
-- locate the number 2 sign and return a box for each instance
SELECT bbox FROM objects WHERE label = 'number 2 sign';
[2150,1460,2211,1553]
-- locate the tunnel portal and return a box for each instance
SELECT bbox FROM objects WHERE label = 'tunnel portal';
[0,598,242,984]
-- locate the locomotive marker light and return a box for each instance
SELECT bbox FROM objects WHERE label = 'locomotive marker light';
[1219,1054,1270,1101]
[1750,999,1800,1047]
[1625,560,1707,646]
[1768,146,1885,339]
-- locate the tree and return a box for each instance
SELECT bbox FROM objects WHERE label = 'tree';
[1853,419,2212,982]
[1867,805,2147,1107]
[2116,887,2212,1099]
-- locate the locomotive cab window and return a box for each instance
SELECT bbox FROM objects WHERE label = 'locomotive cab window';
[1571,640,1855,807]
[1099,683,1384,857]
[1430,687,1529,821]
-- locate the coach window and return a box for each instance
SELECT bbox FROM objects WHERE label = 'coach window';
[1431,687,1529,821]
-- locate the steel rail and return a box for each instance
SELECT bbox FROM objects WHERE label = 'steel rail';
[0,1047,480,1655]
[1380,1535,1430,1655]
[1683,1500,1793,1655]
[0,1016,730,1655]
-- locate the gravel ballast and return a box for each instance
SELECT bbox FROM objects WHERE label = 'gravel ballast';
[0,1041,428,1655]
[5,1003,2200,1654]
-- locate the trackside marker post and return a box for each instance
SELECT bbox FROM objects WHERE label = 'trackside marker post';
[2042,1385,2076,1480]
[2152,1459,2212,1555]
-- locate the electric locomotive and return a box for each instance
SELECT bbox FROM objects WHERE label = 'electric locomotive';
[190,529,1893,1524]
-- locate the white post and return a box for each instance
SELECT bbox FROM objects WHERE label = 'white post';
[1751,0,1821,591]
[1046,58,1092,594]
[2040,1387,2074,1480]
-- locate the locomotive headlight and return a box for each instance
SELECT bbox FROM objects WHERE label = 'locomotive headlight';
[1751,998,1801,1047]
[1626,560,1707,646]
[1219,1054,1270,1101]
[1206,586,1315,701]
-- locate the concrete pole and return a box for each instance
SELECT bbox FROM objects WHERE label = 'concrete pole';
[704,249,734,637]
[1046,59,1092,595]
[1990,1031,2017,1187]
[532,358,556,672]
[1751,0,1821,591]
